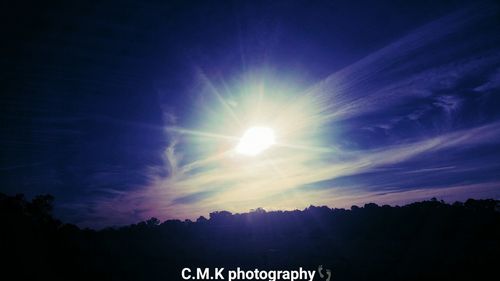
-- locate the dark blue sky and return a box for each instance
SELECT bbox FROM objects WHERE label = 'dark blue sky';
[1,0,499,227]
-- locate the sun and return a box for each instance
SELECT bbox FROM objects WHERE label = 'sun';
[235,127,276,156]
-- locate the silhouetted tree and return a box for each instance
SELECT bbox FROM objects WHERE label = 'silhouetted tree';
[1,193,498,281]
[146,217,160,226]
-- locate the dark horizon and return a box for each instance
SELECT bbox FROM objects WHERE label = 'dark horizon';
[4,191,499,229]
[1,192,498,281]
[4,191,500,229]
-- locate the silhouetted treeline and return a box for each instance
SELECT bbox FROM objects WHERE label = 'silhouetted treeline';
[1,193,499,281]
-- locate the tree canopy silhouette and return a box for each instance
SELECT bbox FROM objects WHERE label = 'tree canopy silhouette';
[0,192,499,281]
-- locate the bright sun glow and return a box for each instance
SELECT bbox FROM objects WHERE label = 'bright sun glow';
[236,127,276,156]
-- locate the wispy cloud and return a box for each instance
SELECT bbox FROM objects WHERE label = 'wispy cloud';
[72,117,500,228]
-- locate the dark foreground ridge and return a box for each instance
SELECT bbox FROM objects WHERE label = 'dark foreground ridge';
[1,193,499,281]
